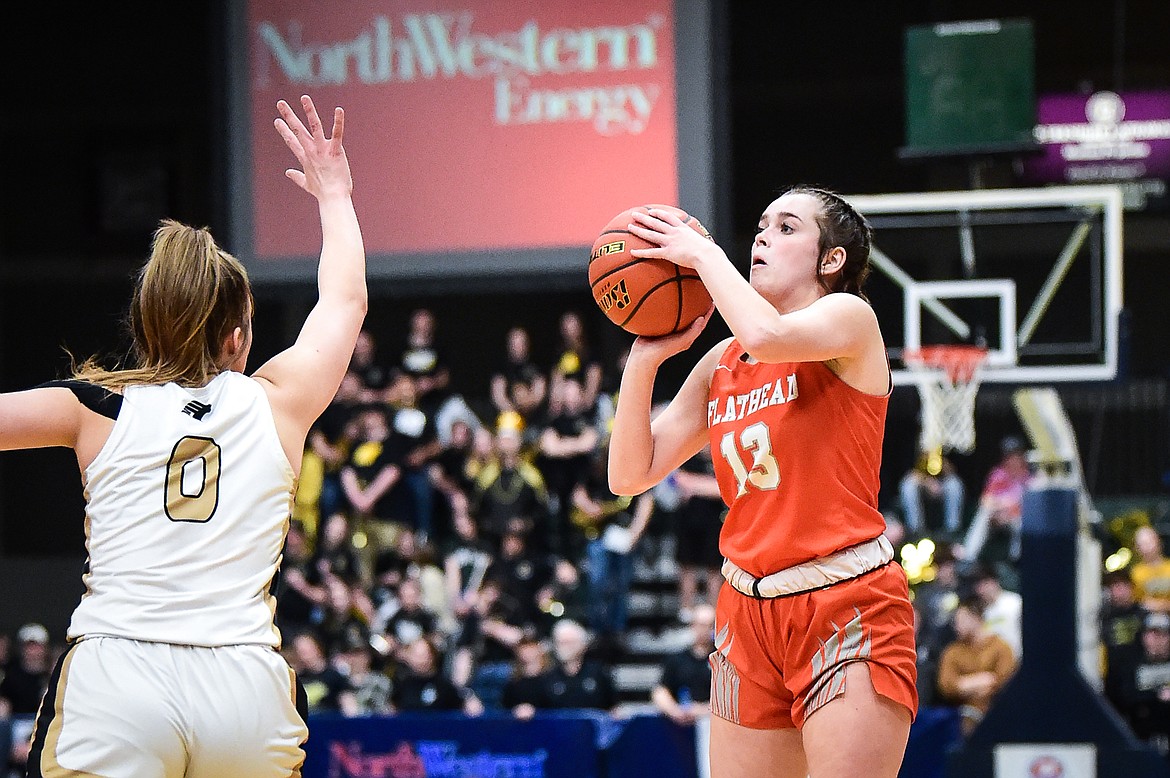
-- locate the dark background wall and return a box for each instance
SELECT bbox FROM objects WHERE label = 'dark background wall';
[2,1,1168,633]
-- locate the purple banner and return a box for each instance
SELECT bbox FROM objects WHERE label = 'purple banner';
[1022,90,1170,184]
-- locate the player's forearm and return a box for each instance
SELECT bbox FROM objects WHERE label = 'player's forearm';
[608,357,659,495]
[316,194,367,313]
[691,252,779,350]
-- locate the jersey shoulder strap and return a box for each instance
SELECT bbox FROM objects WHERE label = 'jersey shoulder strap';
[39,379,123,420]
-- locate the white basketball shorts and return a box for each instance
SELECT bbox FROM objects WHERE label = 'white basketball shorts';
[27,637,308,778]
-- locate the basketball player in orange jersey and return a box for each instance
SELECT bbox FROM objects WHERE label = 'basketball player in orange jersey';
[0,95,364,776]
[609,186,915,778]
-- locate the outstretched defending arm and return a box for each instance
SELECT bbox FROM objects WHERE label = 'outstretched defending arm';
[254,95,368,467]
[0,389,83,452]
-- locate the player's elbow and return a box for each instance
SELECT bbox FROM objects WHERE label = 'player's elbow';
[735,322,787,362]
[348,291,369,319]
[608,472,648,497]
[318,293,367,334]
[340,296,369,336]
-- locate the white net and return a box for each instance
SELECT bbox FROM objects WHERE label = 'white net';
[905,346,987,454]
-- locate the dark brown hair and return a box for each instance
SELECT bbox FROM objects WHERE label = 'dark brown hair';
[781,185,872,301]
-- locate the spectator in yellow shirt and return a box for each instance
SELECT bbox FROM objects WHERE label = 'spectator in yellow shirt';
[1131,526,1170,614]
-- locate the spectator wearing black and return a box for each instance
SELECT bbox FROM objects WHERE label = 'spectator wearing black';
[487,523,559,629]
[316,575,374,659]
[335,628,393,715]
[398,307,484,449]
[651,604,715,726]
[304,370,363,535]
[398,308,451,418]
[442,510,494,627]
[512,619,616,719]
[391,638,483,716]
[548,311,603,417]
[490,325,548,427]
[913,541,961,666]
[671,445,726,623]
[910,543,962,707]
[380,576,443,660]
[288,631,357,716]
[432,418,485,496]
[472,421,549,548]
[502,633,554,713]
[1102,567,1148,709]
[1099,563,1146,669]
[912,605,940,708]
[275,521,328,638]
[369,530,449,635]
[383,371,443,542]
[538,375,601,558]
[340,405,412,553]
[351,329,392,399]
[311,511,366,588]
[428,418,479,546]
[455,576,531,711]
[0,624,51,716]
[1110,610,1170,750]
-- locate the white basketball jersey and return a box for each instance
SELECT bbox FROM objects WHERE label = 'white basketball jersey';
[68,372,295,648]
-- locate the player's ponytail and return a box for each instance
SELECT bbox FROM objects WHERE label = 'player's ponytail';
[73,220,253,388]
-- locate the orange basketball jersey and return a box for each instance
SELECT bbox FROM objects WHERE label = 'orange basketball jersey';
[708,340,889,577]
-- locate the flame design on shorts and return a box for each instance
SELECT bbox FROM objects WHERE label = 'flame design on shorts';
[805,607,871,717]
[709,619,740,723]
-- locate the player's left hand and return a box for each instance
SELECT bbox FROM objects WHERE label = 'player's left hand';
[628,304,713,365]
[627,208,723,269]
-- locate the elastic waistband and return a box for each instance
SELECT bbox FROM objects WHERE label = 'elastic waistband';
[721,535,895,599]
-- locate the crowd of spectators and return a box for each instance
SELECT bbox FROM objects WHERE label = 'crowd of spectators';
[4,308,1169,771]
[896,431,1170,759]
[1103,529,1170,756]
[271,310,721,720]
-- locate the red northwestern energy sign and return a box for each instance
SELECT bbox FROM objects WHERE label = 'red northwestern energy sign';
[1022,91,1170,185]
[247,1,678,261]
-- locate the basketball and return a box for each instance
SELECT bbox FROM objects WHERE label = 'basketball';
[588,205,714,337]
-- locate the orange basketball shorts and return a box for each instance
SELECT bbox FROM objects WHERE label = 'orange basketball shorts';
[709,562,918,729]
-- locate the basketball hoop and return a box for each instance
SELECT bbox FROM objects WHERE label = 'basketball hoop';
[903,344,988,455]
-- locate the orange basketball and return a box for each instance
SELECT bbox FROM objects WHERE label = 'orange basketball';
[588,204,714,337]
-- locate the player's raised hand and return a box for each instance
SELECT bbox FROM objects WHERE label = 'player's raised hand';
[274,95,352,201]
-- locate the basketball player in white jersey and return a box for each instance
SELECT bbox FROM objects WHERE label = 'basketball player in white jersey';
[0,95,366,777]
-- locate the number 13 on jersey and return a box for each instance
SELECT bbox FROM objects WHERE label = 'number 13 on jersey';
[719,421,780,497]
